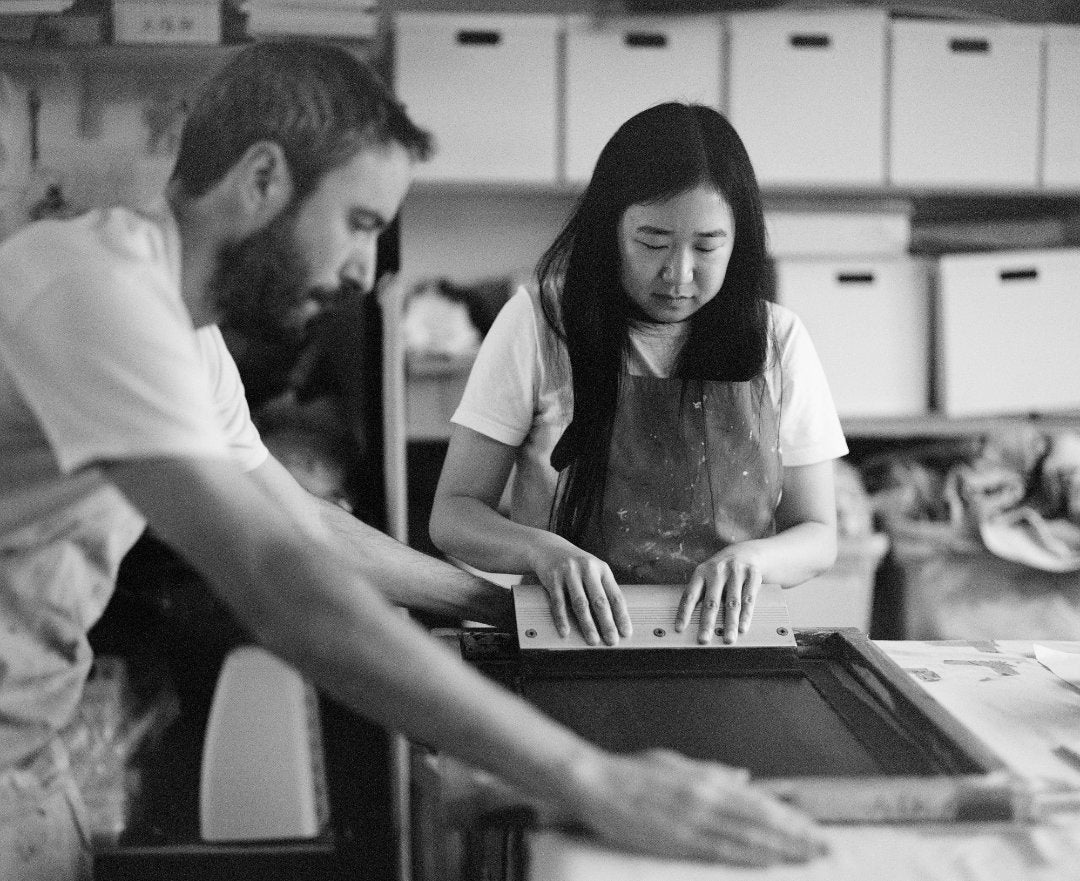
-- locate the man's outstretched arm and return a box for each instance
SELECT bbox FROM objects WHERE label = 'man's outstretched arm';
[248,452,514,627]
[101,453,828,866]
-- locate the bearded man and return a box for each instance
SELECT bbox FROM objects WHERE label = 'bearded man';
[0,40,825,880]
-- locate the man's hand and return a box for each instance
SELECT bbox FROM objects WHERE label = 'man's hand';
[529,535,632,646]
[564,748,829,865]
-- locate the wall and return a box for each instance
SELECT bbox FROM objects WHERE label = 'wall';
[398,190,577,288]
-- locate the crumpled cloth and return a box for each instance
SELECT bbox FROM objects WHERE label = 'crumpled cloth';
[944,429,1080,573]
[978,507,1080,573]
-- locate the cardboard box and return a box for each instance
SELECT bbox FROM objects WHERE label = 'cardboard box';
[564,14,723,184]
[936,248,1080,416]
[727,9,887,187]
[776,256,931,418]
[395,13,561,184]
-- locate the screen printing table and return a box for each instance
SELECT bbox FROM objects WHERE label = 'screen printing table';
[412,622,1080,881]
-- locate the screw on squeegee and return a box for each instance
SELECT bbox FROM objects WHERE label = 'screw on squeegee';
[653,628,666,638]
[777,627,790,636]
[525,629,537,638]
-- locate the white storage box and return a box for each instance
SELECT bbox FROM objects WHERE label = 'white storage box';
[564,14,723,184]
[395,13,561,184]
[889,19,1042,189]
[112,0,220,44]
[776,256,931,418]
[1042,26,1080,189]
[727,9,887,187]
[936,248,1080,417]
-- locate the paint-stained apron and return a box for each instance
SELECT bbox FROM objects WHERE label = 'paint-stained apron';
[578,375,782,584]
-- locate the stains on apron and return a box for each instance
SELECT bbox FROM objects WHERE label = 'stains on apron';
[579,376,781,584]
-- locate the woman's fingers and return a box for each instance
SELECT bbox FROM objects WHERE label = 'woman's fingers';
[602,569,633,639]
[563,570,603,646]
[700,576,727,644]
[543,576,572,639]
[675,577,703,633]
[738,569,762,636]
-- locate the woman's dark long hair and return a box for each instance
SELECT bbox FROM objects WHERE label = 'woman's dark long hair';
[539,102,771,545]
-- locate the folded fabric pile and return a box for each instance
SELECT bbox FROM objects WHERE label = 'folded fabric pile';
[243,0,378,39]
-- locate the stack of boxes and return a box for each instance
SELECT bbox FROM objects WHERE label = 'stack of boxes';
[395,6,1080,424]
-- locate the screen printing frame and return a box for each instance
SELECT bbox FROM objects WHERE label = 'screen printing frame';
[457,626,1016,825]
[409,624,1026,880]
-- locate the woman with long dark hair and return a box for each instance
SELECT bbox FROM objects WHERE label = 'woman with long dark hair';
[431,103,847,646]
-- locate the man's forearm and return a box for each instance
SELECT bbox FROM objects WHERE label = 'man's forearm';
[317,498,514,628]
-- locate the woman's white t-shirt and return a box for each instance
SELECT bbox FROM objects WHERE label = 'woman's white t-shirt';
[452,287,848,532]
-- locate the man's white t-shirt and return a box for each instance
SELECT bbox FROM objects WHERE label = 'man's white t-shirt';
[0,205,266,769]
[452,287,848,534]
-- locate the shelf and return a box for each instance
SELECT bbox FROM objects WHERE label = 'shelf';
[0,34,381,73]
[843,411,1080,439]
[0,39,244,71]
[0,35,383,139]
[407,179,1080,205]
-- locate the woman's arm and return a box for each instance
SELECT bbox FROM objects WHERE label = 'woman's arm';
[764,458,840,582]
[431,424,631,646]
[677,459,838,644]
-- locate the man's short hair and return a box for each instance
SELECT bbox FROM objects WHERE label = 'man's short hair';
[171,39,432,201]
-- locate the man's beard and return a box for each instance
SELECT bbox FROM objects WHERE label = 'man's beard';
[210,204,318,346]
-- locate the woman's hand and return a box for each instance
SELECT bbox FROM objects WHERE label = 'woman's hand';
[529,536,633,646]
[675,543,765,645]
[563,748,829,865]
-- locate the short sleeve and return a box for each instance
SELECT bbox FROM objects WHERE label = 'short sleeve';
[770,304,849,468]
[198,326,269,473]
[452,287,542,447]
[3,260,233,474]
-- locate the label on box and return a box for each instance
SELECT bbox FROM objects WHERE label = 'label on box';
[113,2,220,44]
